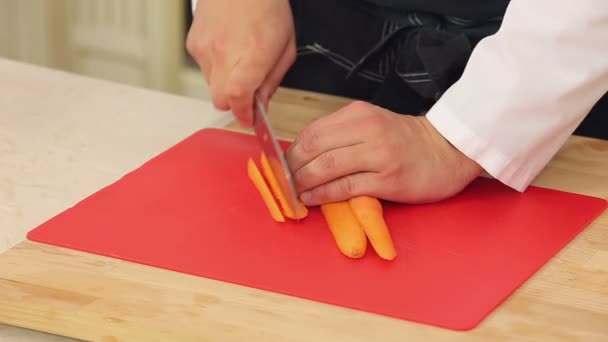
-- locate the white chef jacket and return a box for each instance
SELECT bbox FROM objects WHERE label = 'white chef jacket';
[191,0,608,192]
[426,0,608,191]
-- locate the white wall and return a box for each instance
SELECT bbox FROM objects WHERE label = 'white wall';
[0,0,210,100]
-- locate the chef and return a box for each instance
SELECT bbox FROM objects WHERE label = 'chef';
[186,0,608,206]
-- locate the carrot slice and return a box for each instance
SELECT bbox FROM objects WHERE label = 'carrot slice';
[260,152,308,219]
[247,158,285,222]
[349,196,397,260]
[321,201,367,258]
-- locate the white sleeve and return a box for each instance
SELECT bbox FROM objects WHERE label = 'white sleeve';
[425,0,608,192]
[191,0,197,14]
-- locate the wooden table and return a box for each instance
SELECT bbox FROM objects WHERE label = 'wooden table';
[1,58,607,342]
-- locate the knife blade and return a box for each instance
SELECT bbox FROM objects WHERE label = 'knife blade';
[252,92,300,216]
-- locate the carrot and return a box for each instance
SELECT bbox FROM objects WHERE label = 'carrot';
[247,158,285,222]
[321,201,368,258]
[260,152,308,219]
[349,196,397,260]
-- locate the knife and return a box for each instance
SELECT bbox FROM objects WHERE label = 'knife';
[252,92,300,215]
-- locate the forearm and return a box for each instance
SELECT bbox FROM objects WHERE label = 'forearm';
[426,0,608,191]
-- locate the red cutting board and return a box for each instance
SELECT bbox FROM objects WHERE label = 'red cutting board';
[27,128,607,331]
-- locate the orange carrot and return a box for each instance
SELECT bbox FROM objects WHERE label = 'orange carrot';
[349,196,396,260]
[247,158,285,222]
[321,201,368,258]
[260,152,308,219]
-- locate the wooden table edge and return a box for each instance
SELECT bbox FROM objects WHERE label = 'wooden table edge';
[2,116,607,341]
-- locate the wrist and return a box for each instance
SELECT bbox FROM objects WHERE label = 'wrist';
[418,115,483,178]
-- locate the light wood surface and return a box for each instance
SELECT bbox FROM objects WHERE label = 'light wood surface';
[1,58,607,341]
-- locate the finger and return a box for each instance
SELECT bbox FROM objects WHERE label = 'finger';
[286,101,379,168]
[206,37,242,112]
[258,36,297,105]
[185,32,212,85]
[197,54,212,84]
[187,42,212,84]
[297,101,380,136]
[225,46,284,127]
[299,172,378,206]
[185,10,206,70]
[209,63,231,111]
[286,115,373,173]
[293,144,378,193]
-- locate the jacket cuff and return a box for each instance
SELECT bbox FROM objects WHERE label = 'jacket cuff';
[426,102,537,192]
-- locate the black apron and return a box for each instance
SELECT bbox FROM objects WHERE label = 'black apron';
[363,0,510,21]
[281,0,607,139]
[283,0,508,114]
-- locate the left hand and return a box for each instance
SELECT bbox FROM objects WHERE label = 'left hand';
[285,101,483,206]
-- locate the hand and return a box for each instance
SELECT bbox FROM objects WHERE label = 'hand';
[186,0,296,127]
[286,101,483,206]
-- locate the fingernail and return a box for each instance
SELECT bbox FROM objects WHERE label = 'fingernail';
[300,191,312,205]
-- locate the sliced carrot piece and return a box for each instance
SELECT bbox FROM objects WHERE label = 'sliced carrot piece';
[321,201,367,258]
[260,152,308,219]
[349,196,397,260]
[247,158,285,222]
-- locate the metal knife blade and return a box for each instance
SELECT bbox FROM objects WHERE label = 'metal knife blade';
[252,93,300,215]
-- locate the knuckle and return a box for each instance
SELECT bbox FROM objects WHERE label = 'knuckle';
[225,81,247,101]
[298,127,320,154]
[186,35,211,59]
[235,112,253,126]
[186,40,203,58]
[211,92,229,110]
[312,186,329,203]
[341,176,357,197]
[347,100,370,112]
[318,152,336,171]
[365,111,389,130]
[346,100,390,131]
[293,169,306,188]
[285,146,297,168]
[185,34,197,55]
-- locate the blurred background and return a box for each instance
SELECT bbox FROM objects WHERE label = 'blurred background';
[0,0,210,101]
[0,0,604,138]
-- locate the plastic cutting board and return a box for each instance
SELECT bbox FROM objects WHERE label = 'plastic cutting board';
[27,128,608,330]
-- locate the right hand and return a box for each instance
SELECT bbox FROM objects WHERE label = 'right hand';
[186,0,296,127]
